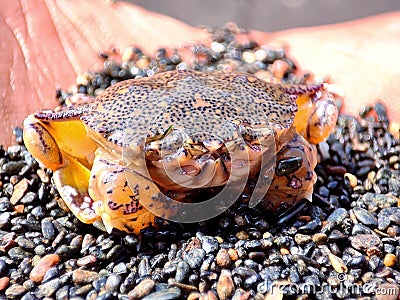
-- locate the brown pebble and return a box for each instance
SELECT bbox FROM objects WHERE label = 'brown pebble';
[72,269,100,285]
[29,254,60,283]
[0,277,10,291]
[36,169,50,183]
[13,204,24,214]
[236,231,249,240]
[375,283,400,300]
[383,253,397,267]
[216,249,231,268]
[216,270,234,300]
[387,226,399,237]
[5,284,27,298]
[344,173,358,188]
[10,178,29,205]
[227,248,238,261]
[350,234,381,251]
[128,278,155,299]
[312,233,327,245]
[325,165,347,175]
[298,215,312,222]
[280,248,290,255]
[77,255,97,267]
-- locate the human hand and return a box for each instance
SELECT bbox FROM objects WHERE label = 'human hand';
[1,0,399,146]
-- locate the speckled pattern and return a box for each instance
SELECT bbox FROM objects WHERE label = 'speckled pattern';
[55,70,298,147]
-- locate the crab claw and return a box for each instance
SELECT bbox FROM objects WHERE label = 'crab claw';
[53,154,99,224]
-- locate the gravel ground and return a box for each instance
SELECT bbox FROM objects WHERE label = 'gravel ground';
[0,24,399,300]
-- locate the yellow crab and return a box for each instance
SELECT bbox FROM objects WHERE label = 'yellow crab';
[23,70,338,234]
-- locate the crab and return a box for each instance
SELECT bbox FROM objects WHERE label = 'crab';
[23,70,338,234]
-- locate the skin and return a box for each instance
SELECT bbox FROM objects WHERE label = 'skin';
[0,1,399,147]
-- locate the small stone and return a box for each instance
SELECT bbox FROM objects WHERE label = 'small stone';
[328,253,348,273]
[41,218,56,240]
[216,269,234,300]
[175,261,190,283]
[242,51,256,63]
[37,278,62,298]
[383,253,397,267]
[10,178,29,205]
[344,173,358,188]
[312,233,327,245]
[294,233,312,246]
[201,236,219,253]
[216,249,231,268]
[235,231,249,240]
[77,255,97,267]
[105,274,122,292]
[141,286,181,300]
[184,249,205,269]
[0,277,10,291]
[30,254,60,283]
[228,249,239,261]
[352,207,377,226]
[72,269,100,284]
[128,278,155,299]
[5,284,27,299]
[351,234,381,251]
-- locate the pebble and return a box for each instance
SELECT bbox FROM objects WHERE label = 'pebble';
[10,178,29,205]
[72,270,100,284]
[216,269,235,300]
[184,249,205,269]
[216,249,231,268]
[77,254,97,267]
[383,253,397,267]
[294,233,312,245]
[351,234,382,251]
[5,284,27,299]
[37,278,62,298]
[128,278,155,299]
[141,287,181,300]
[30,254,60,283]
[352,207,378,226]
[105,274,122,292]
[0,276,10,291]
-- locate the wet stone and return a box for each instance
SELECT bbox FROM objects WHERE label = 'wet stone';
[184,249,205,269]
[128,278,155,299]
[327,208,349,225]
[72,270,100,284]
[37,278,62,298]
[216,269,234,300]
[175,261,190,283]
[141,287,181,300]
[201,236,219,253]
[216,249,231,268]
[352,207,377,226]
[5,284,27,299]
[351,234,382,251]
[30,254,60,283]
[105,274,122,293]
